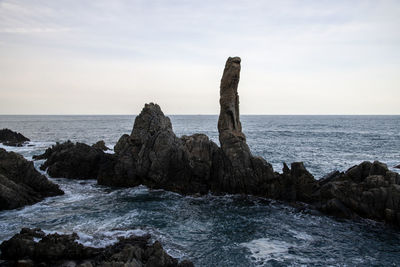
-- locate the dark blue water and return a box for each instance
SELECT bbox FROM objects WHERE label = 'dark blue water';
[0,115,399,266]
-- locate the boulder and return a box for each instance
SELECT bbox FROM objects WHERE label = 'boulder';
[92,140,110,151]
[0,148,63,210]
[34,141,111,180]
[0,128,30,147]
[0,228,193,267]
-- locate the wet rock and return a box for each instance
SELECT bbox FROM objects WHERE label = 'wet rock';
[314,161,400,224]
[34,141,111,180]
[0,228,193,267]
[92,140,110,151]
[0,148,63,211]
[0,128,30,147]
[394,164,400,169]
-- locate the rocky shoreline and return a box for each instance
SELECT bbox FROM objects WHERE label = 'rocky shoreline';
[0,228,193,267]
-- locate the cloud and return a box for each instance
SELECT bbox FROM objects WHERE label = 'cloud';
[0,0,399,114]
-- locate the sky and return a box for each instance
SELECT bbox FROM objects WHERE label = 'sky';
[0,0,399,115]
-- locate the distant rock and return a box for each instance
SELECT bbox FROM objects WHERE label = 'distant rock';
[33,141,112,180]
[0,128,30,147]
[394,164,400,169]
[0,148,63,211]
[0,228,193,267]
[92,140,110,151]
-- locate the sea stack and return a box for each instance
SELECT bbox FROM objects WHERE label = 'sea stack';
[218,57,252,169]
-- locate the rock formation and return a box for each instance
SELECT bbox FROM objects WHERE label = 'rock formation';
[0,128,30,147]
[92,140,110,151]
[0,228,193,267]
[33,141,111,180]
[314,161,400,223]
[0,148,63,210]
[33,57,400,227]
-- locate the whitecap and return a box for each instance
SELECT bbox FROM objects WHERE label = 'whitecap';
[241,238,309,265]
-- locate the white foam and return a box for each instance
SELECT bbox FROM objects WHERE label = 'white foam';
[241,238,309,264]
[76,229,148,248]
[289,230,313,241]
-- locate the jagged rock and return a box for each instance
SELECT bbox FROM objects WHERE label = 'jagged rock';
[0,148,63,210]
[394,164,400,169]
[98,104,220,194]
[92,140,110,151]
[0,228,193,267]
[0,128,30,147]
[314,161,400,223]
[33,141,111,180]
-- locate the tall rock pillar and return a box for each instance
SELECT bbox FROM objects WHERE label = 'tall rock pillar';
[218,57,251,168]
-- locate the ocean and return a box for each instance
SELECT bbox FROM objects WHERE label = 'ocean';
[0,115,399,266]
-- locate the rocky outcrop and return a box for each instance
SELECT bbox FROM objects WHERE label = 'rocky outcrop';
[33,141,111,180]
[314,161,400,224]
[0,148,63,210]
[0,128,30,147]
[97,103,220,194]
[0,228,193,267]
[92,140,110,151]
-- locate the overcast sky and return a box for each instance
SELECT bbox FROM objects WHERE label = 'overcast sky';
[0,0,399,114]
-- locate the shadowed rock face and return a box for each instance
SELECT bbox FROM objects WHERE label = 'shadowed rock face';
[0,148,63,210]
[0,128,30,147]
[0,228,194,267]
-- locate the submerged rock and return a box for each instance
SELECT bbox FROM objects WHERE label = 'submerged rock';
[0,228,193,267]
[0,128,30,147]
[0,148,63,210]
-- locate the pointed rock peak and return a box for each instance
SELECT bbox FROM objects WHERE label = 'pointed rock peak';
[131,103,172,137]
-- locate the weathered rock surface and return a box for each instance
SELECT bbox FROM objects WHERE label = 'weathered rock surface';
[0,128,30,147]
[34,56,400,227]
[92,140,110,151]
[97,103,220,194]
[0,228,193,267]
[0,148,63,210]
[314,161,400,224]
[33,141,111,180]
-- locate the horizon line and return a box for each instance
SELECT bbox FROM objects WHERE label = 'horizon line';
[0,114,399,116]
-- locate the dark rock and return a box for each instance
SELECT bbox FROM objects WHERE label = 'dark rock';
[0,228,193,267]
[313,161,400,224]
[0,148,63,211]
[0,128,30,147]
[92,140,110,151]
[33,141,111,180]
[394,164,400,169]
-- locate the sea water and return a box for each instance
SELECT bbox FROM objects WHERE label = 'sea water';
[0,115,399,266]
